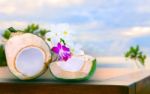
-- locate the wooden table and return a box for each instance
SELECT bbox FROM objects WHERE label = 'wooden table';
[0,67,150,94]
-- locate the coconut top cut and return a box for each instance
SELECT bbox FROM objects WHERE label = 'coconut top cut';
[5,33,51,80]
[15,47,46,76]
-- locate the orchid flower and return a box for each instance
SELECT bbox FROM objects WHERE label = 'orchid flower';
[45,25,85,62]
[52,43,71,61]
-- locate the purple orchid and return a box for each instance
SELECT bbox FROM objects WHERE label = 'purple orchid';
[52,43,71,61]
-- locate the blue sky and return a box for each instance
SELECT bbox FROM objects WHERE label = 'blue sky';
[0,0,150,56]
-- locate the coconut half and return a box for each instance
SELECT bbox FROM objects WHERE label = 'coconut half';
[49,55,96,81]
[5,33,51,80]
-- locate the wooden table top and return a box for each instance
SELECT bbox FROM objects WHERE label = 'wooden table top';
[0,67,149,86]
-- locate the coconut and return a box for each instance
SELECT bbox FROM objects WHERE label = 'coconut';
[49,55,96,81]
[5,33,51,80]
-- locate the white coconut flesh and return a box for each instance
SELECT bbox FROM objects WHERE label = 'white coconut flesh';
[57,56,85,72]
[15,47,45,77]
[50,55,94,79]
[5,33,51,80]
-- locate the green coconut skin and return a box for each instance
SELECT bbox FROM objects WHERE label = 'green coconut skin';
[50,59,97,82]
[0,45,7,66]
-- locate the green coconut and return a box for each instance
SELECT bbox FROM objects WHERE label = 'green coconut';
[5,33,51,80]
[49,55,96,81]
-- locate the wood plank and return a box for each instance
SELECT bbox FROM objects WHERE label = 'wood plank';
[0,83,131,94]
[0,67,150,94]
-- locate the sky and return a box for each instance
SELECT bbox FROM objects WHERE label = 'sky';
[0,0,150,57]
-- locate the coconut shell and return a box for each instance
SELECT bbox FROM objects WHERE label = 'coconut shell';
[49,55,96,81]
[5,33,51,80]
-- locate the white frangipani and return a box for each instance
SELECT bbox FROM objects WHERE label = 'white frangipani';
[45,26,84,56]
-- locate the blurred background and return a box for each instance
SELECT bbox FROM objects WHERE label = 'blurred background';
[0,0,150,68]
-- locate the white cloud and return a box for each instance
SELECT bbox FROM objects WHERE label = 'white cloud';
[71,20,104,32]
[0,21,29,30]
[0,0,40,15]
[122,27,150,38]
[137,6,150,13]
[45,0,84,7]
[0,21,73,33]
[134,0,150,13]
[72,26,150,56]
[0,5,16,14]
[0,0,84,15]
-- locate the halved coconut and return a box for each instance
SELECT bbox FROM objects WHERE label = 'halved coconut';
[5,33,51,80]
[49,55,96,81]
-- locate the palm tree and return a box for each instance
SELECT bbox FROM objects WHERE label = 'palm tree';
[125,45,146,68]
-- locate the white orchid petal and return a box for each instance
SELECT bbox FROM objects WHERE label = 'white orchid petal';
[45,32,53,38]
[51,37,60,46]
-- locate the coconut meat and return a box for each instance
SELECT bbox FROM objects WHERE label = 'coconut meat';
[50,55,94,79]
[15,47,45,77]
[57,56,84,72]
[50,62,87,79]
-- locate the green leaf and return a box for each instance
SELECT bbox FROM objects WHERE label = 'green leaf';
[138,57,145,65]
[133,45,139,55]
[130,46,134,52]
[47,38,51,41]
[8,27,17,32]
[135,45,139,52]
[39,29,49,36]
[124,45,147,66]
[60,38,66,45]
[2,29,11,39]
[31,24,39,31]
[143,55,146,59]
[23,24,39,33]
[125,51,130,57]
[0,45,7,66]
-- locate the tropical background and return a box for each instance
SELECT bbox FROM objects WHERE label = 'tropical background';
[0,0,150,68]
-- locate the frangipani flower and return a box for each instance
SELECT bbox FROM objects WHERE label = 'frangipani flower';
[52,43,71,61]
[45,31,60,48]
[45,30,72,48]
[67,42,84,56]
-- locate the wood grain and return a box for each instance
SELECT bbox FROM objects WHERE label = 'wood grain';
[0,67,150,94]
